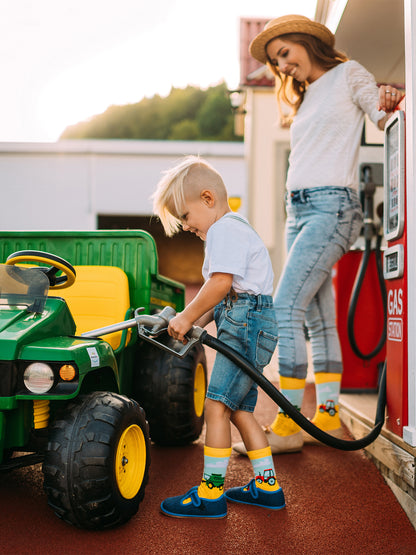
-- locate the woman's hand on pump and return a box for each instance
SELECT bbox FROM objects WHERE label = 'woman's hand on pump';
[377,84,404,130]
[378,84,403,114]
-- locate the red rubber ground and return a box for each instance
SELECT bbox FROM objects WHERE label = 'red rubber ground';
[0,380,416,555]
[0,379,415,554]
[1,289,415,553]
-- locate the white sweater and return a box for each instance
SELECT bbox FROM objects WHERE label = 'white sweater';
[286,60,386,192]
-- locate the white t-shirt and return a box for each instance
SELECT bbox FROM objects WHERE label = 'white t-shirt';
[202,212,274,296]
[286,60,386,192]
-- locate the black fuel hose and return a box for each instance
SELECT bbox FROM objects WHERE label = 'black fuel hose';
[347,233,387,360]
[200,331,386,451]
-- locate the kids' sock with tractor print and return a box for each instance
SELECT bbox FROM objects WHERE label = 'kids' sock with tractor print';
[197,446,232,499]
[248,446,280,492]
[270,377,306,436]
[312,372,342,430]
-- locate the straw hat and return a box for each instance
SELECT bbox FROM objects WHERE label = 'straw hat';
[249,15,335,64]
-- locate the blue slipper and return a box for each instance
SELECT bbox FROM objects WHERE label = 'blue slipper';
[160,486,227,519]
[225,479,286,510]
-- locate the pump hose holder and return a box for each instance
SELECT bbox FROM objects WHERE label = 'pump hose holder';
[347,234,387,360]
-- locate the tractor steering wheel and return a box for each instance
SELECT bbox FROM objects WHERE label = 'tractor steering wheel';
[5,250,76,289]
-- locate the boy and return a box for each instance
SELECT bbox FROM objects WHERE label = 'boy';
[152,156,285,518]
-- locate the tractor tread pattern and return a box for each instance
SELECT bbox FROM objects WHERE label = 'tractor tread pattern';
[43,391,150,530]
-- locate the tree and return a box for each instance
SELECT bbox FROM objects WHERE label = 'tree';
[197,90,231,138]
[60,82,242,142]
[168,120,199,140]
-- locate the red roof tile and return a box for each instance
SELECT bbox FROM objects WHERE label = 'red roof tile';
[239,18,274,87]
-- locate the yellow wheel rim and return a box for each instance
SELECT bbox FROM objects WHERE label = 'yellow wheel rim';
[193,362,206,418]
[115,424,147,499]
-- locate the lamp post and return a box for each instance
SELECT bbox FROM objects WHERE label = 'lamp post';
[228,89,246,137]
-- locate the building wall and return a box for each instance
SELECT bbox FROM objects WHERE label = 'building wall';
[245,88,290,285]
[0,140,246,230]
[0,140,246,285]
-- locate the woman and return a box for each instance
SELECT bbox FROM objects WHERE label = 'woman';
[233,15,403,455]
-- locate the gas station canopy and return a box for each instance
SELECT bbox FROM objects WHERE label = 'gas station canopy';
[322,0,404,85]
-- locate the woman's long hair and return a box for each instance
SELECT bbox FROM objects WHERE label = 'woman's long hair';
[266,33,348,126]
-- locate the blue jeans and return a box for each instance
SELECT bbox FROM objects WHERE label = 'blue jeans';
[207,293,278,412]
[274,187,363,379]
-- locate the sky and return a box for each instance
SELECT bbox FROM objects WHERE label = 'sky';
[1,0,316,142]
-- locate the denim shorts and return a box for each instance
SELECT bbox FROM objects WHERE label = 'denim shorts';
[206,293,278,412]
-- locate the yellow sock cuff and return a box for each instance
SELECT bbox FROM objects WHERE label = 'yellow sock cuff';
[315,372,342,385]
[204,446,232,458]
[279,376,306,390]
[247,446,272,460]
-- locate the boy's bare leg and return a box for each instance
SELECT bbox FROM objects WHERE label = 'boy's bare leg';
[231,410,269,451]
[204,398,232,447]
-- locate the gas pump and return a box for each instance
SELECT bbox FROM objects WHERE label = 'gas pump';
[383,108,408,437]
[333,163,386,393]
[347,163,386,364]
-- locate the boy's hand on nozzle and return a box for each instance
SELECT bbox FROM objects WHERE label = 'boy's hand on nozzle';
[168,312,194,344]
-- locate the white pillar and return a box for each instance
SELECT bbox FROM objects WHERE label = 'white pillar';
[403,0,416,446]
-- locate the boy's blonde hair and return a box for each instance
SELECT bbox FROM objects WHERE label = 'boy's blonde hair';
[152,155,228,236]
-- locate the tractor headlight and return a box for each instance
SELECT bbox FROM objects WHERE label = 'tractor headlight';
[23,362,54,394]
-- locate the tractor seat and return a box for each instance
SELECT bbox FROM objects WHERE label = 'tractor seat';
[53,265,131,350]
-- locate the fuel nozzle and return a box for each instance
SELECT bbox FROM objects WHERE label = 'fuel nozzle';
[361,165,376,242]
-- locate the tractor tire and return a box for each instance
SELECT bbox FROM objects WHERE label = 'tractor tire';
[134,341,207,446]
[43,391,150,530]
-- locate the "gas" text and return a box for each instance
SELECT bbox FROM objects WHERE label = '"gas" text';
[387,288,403,316]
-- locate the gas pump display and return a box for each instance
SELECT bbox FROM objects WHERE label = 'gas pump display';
[384,112,405,281]
[384,111,405,242]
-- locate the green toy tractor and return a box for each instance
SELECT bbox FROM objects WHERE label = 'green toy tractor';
[0,231,207,530]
